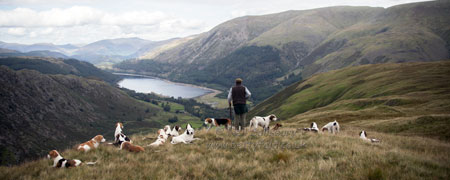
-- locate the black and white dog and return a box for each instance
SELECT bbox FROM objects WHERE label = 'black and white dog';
[171,124,200,144]
[359,130,380,143]
[113,133,131,146]
[303,122,319,132]
[322,120,340,134]
[249,114,278,132]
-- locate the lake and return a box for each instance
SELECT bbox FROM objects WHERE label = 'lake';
[115,73,213,99]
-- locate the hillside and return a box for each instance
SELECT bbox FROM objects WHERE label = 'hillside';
[1,61,449,178]
[249,61,450,140]
[0,57,120,84]
[0,66,200,165]
[115,1,450,103]
[0,127,449,179]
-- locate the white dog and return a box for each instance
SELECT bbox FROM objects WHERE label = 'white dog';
[164,125,171,136]
[321,120,340,134]
[248,114,277,131]
[359,130,380,143]
[171,124,200,144]
[147,129,168,147]
[170,125,182,137]
[303,122,319,132]
[114,122,124,142]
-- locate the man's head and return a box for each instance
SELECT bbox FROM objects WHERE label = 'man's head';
[235,78,242,85]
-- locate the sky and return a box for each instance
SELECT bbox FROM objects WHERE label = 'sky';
[0,0,429,45]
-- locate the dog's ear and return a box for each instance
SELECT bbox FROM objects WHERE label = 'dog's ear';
[187,124,192,129]
[364,131,367,137]
[310,123,314,128]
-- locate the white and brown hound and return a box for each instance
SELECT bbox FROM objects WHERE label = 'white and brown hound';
[204,118,232,130]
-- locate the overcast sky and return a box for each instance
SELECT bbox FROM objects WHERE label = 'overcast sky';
[0,0,429,45]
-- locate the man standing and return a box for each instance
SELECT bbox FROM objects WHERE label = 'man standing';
[228,78,251,131]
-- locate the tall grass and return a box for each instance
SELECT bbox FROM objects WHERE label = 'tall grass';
[1,127,448,179]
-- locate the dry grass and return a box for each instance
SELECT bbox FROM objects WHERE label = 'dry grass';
[1,126,449,180]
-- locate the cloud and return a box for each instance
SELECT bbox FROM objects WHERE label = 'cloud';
[0,5,206,44]
[7,27,26,35]
[0,6,174,27]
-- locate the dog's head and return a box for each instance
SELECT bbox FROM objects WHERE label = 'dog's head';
[93,135,106,143]
[186,124,194,135]
[116,122,123,129]
[359,131,367,138]
[47,150,60,159]
[174,125,181,132]
[269,114,277,121]
[204,118,213,125]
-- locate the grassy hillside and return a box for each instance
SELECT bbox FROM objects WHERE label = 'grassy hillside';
[115,1,450,103]
[0,128,448,179]
[249,61,450,140]
[1,61,450,179]
[0,66,200,165]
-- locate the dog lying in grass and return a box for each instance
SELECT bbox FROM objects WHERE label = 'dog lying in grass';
[47,150,96,168]
[171,124,200,144]
[303,122,319,132]
[120,141,145,152]
[147,129,168,147]
[359,130,380,143]
[170,126,182,137]
[77,135,105,152]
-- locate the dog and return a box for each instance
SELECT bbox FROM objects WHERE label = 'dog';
[114,122,124,142]
[204,118,232,130]
[359,130,380,143]
[113,133,131,146]
[77,135,106,152]
[120,141,145,152]
[170,125,182,137]
[148,129,168,147]
[164,125,172,136]
[157,128,169,140]
[47,150,95,168]
[303,122,319,132]
[322,120,340,134]
[171,124,200,144]
[249,114,278,131]
[272,123,282,130]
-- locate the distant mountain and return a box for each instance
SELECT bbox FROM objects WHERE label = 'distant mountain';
[0,56,120,84]
[0,38,177,65]
[0,48,68,59]
[115,1,450,103]
[0,41,79,55]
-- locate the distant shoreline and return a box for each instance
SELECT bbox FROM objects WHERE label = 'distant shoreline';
[113,72,221,99]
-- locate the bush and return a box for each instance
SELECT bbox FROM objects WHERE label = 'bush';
[168,116,178,123]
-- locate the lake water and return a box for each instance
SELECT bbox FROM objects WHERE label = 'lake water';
[116,73,213,99]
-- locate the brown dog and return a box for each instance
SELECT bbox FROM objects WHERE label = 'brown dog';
[77,135,106,152]
[272,123,282,131]
[120,141,144,152]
